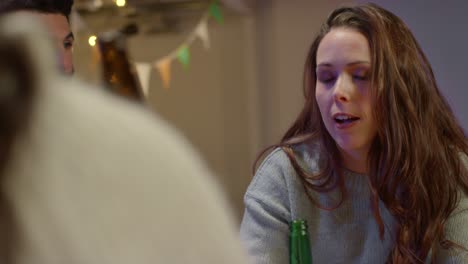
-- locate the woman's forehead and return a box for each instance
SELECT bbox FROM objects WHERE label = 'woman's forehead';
[316,28,371,67]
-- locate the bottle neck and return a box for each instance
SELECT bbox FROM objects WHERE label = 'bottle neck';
[290,220,308,233]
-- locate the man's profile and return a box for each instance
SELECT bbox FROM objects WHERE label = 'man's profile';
[0,0,74,75]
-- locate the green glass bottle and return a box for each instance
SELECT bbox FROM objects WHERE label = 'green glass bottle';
[290,219,312,264]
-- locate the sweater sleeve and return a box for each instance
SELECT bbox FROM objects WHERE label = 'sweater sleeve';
[240,149,292,264]
[434,192,468,263]
[434,154,468,263]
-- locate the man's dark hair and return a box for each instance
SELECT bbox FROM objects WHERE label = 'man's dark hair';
[0,0,74,20]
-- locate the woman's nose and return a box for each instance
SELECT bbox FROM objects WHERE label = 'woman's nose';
[333,74,353,102]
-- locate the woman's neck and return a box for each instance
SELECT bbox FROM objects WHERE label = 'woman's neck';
[339,148,368,174]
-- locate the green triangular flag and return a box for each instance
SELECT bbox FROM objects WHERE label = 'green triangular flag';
[209,2,223,24]
[177,46,190,68]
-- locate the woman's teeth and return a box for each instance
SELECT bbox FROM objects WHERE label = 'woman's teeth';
[334,115,359,124]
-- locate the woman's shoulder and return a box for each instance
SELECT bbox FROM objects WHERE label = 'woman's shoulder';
[448,151,468,216]
[247,142,322,195]
[457,150,468,201]
[460,151,468,168]
[439,154,468,262]
[256,142,321,175]
[247,148,291,195]
[458,150,468,205]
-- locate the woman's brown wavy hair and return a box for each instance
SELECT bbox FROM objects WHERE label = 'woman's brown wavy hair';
[256,3,468,263]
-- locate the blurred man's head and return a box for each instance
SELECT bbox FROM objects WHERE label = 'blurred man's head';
[0,0,74,75]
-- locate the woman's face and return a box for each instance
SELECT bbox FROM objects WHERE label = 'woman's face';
[315,27,377,161]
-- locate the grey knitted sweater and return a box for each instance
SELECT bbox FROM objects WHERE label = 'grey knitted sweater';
[240,144,468,263]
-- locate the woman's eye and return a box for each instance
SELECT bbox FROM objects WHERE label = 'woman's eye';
[353,74,368,81]
[352,68,370,81]
[320,77,335,83]
[317,72,336,84]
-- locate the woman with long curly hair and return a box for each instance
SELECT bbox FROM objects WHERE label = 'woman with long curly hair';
[240,3,468,263]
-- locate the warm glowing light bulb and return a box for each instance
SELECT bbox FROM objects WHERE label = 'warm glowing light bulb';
[88,35,97,47]
[115,0,126,7]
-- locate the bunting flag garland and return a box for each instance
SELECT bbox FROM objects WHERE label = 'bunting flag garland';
[155,59,172,89]
[134,0,223,90]
[79,0,223,92]
[195,19,210,50]
[209,1,224,24]
[177,45,191,68]
[134,62,152,96]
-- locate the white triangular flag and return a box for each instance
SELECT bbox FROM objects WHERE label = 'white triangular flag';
[195,19,210,49]
[134,62,152,97]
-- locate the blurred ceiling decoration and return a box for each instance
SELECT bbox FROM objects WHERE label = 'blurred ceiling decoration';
[75,0,254,13]
[75,0,213,14]
[74,0,254,35]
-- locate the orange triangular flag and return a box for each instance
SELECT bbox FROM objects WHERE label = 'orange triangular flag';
[155,58,172,89]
